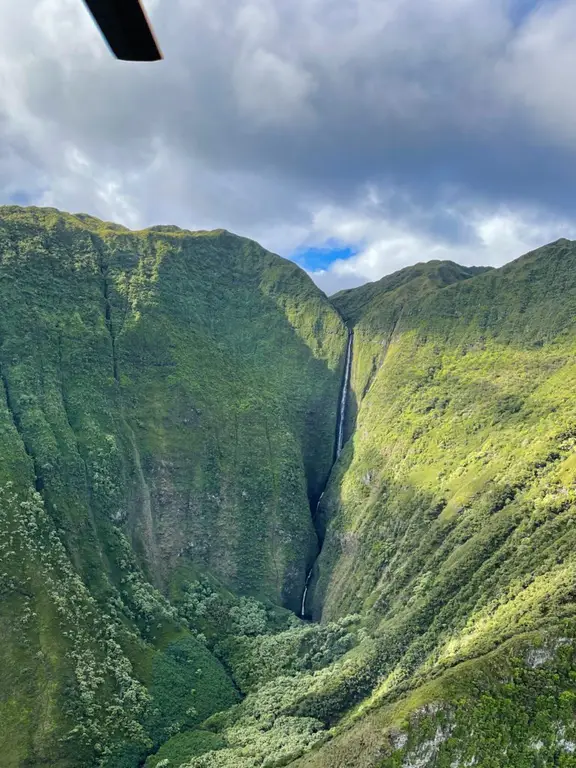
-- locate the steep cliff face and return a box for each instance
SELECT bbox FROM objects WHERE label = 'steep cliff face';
[294,239,576,766]
[4,208,576,768]
[321,241,576,624]
[0,206,346,766]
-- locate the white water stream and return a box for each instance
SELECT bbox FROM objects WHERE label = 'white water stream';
[300,329,353,618]
[336,330,353,459]
[300,569,313,618]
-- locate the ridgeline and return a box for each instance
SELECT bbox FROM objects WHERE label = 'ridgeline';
[1,207,576,768]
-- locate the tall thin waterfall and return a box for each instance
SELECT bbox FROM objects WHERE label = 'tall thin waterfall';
[300,329,353,619]
[300,569,313,618]
[336,330,353,459]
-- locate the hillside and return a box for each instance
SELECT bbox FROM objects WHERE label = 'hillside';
[165,240,576,768]
[2,209,576,768]
[297,238,576,765]
[0,206,347,766]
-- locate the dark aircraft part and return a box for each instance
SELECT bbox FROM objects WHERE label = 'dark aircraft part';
[82,0,162,61]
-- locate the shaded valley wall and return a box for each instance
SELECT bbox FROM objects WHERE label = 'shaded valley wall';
[0,206,347,765]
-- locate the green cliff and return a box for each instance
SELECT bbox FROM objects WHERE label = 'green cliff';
[295,238,576,766]
[0,206,346,766]
[2,206,576,768]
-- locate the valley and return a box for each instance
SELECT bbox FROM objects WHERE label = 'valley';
[1,207,576,768]
[301,328,353,620]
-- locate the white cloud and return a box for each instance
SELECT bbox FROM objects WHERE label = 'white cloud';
[305,191,576,294]
[496,0,576,148]
[233,48,317,127]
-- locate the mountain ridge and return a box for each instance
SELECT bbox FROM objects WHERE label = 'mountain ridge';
[1,206,576,768]
[294,235,576,766]
[0,205,346,766]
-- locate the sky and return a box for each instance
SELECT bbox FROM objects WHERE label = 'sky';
[1,0,576,294]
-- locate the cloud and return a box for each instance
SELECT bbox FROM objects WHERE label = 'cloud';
[0,0,575,288]
[304,189,576,294]
[496,0,576,149]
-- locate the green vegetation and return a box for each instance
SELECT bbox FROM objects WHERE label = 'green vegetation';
[298,238,576,765]
[2,206,576,767]
[0,205,345,766]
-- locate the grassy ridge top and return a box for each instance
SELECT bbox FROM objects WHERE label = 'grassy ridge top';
[332,259,492,326]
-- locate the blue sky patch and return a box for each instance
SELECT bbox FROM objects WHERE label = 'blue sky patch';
[292,242,359,272]
[509,0,539,28]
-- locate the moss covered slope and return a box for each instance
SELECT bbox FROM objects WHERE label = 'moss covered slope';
[4,206,576,768]
[294,238,576,765]
[0,205,346,766]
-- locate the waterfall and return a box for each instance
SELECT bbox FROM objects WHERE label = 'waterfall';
[300,329,353,619]
[336,330,353,459]
[300,570,312,618]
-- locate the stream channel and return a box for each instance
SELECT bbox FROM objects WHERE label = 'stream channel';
[300,328,353,619]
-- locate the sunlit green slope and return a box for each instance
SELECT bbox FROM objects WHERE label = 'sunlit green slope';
[294,238,576,766]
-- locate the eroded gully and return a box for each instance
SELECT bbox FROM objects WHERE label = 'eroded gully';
[300,327,353,619]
